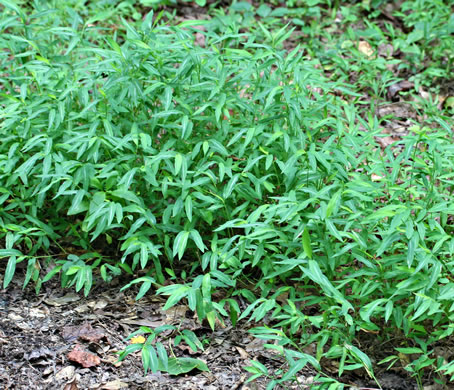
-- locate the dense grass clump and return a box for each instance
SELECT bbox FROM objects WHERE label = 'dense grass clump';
[1,0,454,388]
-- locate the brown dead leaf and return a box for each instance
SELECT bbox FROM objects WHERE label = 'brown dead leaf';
[419,88,449,110]
[63,379,79,390]
[387,80,414,100]
[120,318,165,327]
[67,344,101,368]
[55,365,75,381]
[94,299,108,310]
[245,337,266,352]
[175,343,199,355]
[165,305,188,323]
[78,323,106,343]
[63,322,106,343]
[193,25,206,47]
[24,346,52,360]
[98,379,129,389]
[419,87,431,101]
[103,353,122,367]
[29,307,49,318]
[74,304,90,313]
[45,293,80,306]
[275,290,289,304]
[6,311,30,330]
[377,102,416,120]
[234,346,249,360]
[378,43,394,58]
[375,135,396,148]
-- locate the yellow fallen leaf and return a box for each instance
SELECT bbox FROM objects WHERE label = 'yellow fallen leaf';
[130,335,146,344]
[358,41,374,57]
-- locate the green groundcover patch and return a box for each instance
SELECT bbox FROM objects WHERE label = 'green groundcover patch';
[1,0,454,388]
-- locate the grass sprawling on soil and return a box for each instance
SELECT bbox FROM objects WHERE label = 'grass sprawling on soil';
[1,0,454,388]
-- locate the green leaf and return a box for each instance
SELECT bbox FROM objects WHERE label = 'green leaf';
[136,280,152,300]
[206,310,216,331]
[365,205,405,221]
[42,266,62,283]
[159,357,209,375]
[182,329,204,351]
[301,228,312,259]
[202,273,211,298]
[190,229,206,252]
[75,268,86,292]
[325,219,343,241]
[385,300,393,322]
[106,36,123,56]
[281,358,308,381]
[223,174,239,200]
[162,286,190,310]
[249,360,268,375]
[0,0,26,20]
[156,342,168,371]
[23,257,37,289]
[173,231,190,260]
[407,232,418,267]
[326,189,341,218]
[395,347,423,354]
[83,267,92,296]
[175,153,183,175]
[345,344,374,378]
[4,256,17,288]
[68,190,87,215]
[360,299,386,323]
[215,93,226,122]
[116,343,143,362]
[0,249,22,258]
[185,196,193,222]
[142,344,158,373]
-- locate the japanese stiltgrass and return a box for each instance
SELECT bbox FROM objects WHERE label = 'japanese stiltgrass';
[1,0,454,388]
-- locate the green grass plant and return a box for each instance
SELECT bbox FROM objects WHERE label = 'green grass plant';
[1,0,454,388]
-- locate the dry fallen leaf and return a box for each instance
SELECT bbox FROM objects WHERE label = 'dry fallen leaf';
[358,41,374,57]
[98,379,129,389]
[103,353,122,366]
[377,102,416,120]
[193,25,206,47]
[275,290,289,304]
[24,346,52,360]
[63,379,79,390]
[375,135,396,148]
[371,174,384,182]
[45,293,80,306]
[94,299,108,310]
[378,43,394,58]
[63,322,106,343]
[165,305,188,323]
[67,344,101,368]
[29,307,49,318]
[55,365,76,381]
[387,80,414,100]
[130,335,146,344]
[234,346,249,360]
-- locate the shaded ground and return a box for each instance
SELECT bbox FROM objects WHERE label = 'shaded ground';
[0,274,320,390]
[1,1,453,389]
[0,273,422,390]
